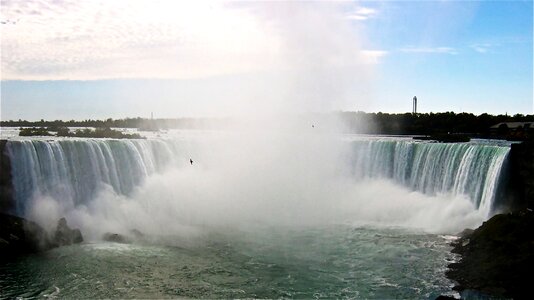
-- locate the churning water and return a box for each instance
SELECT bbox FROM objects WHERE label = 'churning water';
[0,130,511,298]
[1,226,458,298]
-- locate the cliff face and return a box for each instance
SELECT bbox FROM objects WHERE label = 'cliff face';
[0,140,14,213]
[508,140,534,210]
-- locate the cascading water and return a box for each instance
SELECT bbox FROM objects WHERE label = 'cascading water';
[5,137,510,221]
[6,139,185,216]
[349,140,510,217]
[0,135,513,298]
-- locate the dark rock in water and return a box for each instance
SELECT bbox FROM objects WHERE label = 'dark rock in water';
[0,212,52,257]
[130,229,144,239]
[52,217,83,246]
[456,228,474,238]
[0,140,15,213]
[434,295,457,300]
[0,213,83,260]
[103,232,131,244]
[446,210,534,299]
[103,229,145,244]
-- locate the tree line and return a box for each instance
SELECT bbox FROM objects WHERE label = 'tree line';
[338,111,533,136]
[2,112,533,137]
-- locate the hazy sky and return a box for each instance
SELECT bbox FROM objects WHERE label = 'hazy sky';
[1,0,532,120]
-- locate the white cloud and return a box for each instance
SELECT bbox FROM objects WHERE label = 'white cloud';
[400,46,458,55]
[1,0,278,80]
[0,0,378,81]
[346,6,377,21]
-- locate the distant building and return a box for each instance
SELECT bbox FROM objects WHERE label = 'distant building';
[490,122,532,140]
[490,122,532,130]
[412,96,417,114]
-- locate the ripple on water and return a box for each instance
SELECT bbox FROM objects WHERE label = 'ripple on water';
[0,225,457,298]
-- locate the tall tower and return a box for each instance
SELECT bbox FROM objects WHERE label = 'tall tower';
[413,96,417,114]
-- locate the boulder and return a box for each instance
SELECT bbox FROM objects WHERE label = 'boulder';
[52,217,83,246]
[130,228,144,239]
[103,229,145,244]
[0,214,84,259]
[103,232,130,244]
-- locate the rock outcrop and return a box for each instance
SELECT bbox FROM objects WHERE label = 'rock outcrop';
[0,140,14,213]
[446,210,534,298]
[509,140,534,210]
[0,213,83,258]
[52,217,83,246]
[0,213,51,257]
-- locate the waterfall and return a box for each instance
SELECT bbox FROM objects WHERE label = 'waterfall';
[349,140,510,216]
[5,139,184,216]
[4,138,510,219]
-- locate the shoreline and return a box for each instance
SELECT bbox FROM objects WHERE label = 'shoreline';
[446,210,534,298]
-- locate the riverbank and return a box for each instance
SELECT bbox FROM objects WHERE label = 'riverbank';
[446,210,533,298]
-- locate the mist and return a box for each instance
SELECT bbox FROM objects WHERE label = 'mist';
[24,129,486,241]
[19,2,489,240]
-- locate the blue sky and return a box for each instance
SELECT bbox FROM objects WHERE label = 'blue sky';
[1,0,532,121]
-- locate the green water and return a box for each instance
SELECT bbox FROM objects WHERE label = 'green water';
[0,225,457,299]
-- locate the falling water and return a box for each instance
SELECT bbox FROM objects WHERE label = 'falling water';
[5,137,509,220]
[349,140,510,217]
[0,135,512,298]
[6,139,183,215]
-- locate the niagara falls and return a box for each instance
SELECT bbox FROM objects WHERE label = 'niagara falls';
[1,0,533,299]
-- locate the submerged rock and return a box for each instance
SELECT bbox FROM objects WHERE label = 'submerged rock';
[103,229,145,244]
[103,232,131,244]
[130,228,144,239]
[446,210,534,299]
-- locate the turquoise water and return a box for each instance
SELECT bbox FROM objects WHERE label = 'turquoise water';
[6,136,509,218]
[0,225,457,299]
[2,134,510,298]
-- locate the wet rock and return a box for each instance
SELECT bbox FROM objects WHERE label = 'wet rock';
[446,210,534,299]
[0,214,84,260]
[456,228,474,238]
[103,232,131,244]
[103,229,146,244]
[130,229,144,239]
[0,213,52,257]
[0,140,15,213]
[508,140,534,211]
[52,217,83,246]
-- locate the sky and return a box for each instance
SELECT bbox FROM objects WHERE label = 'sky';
[0,0,532,121]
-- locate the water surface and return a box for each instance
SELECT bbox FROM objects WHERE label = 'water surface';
[0,225,457,299]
